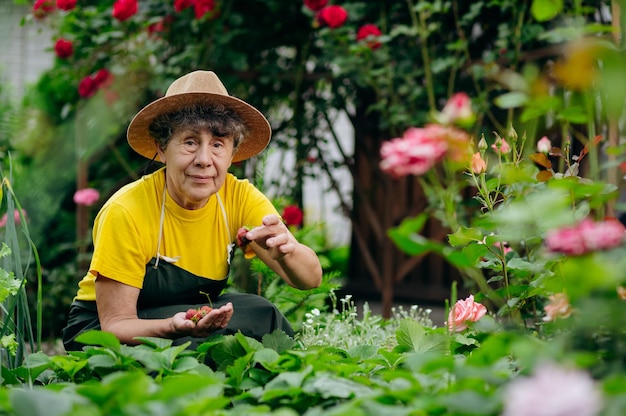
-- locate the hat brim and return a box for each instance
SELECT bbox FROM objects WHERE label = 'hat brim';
[127,92,271,163]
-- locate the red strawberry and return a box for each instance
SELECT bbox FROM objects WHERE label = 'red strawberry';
[236,226,250,247]
[236,226,255,259]
[185,308,197,320]
[200,305,212,315]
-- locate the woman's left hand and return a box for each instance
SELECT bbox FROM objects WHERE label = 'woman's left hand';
[171,302,234,337]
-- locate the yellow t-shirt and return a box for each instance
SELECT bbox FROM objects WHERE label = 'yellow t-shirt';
[75,167,278,301]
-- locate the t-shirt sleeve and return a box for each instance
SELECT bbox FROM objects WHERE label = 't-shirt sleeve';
[230,178,280,235]
[89,202,152,289]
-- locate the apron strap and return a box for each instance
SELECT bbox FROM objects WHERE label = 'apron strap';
[154,183,168,269]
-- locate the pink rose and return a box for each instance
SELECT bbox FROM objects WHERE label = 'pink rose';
[54,38,73,59]
[579,218,625,251]
[536,136,552,153]
[56,0,76,10]
[447,295,487,332]
[470,152,486,174]
[543,293,573,322]
[282,205,304,227]
[545,225,586,256]
[317,5,348,28]
[503,362,603,416]
[545,218,625,256]
[112,0,137,21]
[304,0,327,12]
[380,124,470,178]
[356,24,382,49]
[491,138,511,154]
[73,188,100,206]
[0,209,27,227]
[439,92,475,127]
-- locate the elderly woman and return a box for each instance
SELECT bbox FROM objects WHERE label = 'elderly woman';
[62,71,322,351]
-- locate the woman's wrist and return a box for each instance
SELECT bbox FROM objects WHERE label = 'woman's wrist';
[169,317,181,338]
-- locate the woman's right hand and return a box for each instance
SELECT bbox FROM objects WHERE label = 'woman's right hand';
[171,302,234,337]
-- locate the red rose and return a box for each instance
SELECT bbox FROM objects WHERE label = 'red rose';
[148,16,173,36]
[33,0,55,19]
[316,5,348,29]
[93,68,112,87]
[194,0,215,19]
[56,0,76,11]
[78,75,97,98]
[112,0,137,21]
[174,0,194,12]
[54,38,73,59]
[356,24,382,49]
[282,205,304,227]
[303,0,327,12]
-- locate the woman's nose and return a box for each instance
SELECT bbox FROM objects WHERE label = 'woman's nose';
[194,142,213,166]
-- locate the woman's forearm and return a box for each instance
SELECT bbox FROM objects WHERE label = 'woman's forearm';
[277,243,323,290]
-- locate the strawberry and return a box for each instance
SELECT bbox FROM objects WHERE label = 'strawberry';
[236,226,251,247]
[184,305,213,324]
[185,308,197,320]
[236,226,255,259]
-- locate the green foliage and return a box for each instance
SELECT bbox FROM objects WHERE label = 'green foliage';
[0,165,43,369]
[1,307,625,415]
[296,293,434,351]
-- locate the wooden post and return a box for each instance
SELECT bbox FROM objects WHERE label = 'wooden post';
[75,107,89,273]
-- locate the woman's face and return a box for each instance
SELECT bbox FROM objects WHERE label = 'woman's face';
[158,126,235,209]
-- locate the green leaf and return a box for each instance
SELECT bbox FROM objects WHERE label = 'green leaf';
[10,388,73,416]
[448,227,484,247]
[395,319,448,354]
[86,354,117,369]
[531,0,563,22]
[261,329,295,353]
[389,214,443,256]
[172,356,205,372]
[75,330,121,351]
[253,348,280,367]
[303,373,373,399]
[159,373,224,401]
[132,336,174,350]
[556,105,589,124]
[494,91,528,109]
[0,267,21,303]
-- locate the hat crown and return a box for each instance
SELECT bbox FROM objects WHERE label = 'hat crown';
[165,71,229,97]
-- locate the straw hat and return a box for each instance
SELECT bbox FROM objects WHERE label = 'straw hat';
[127,70,271,162]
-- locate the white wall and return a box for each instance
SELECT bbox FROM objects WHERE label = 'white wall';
[263,110,354,247]
[0,1,53,100]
